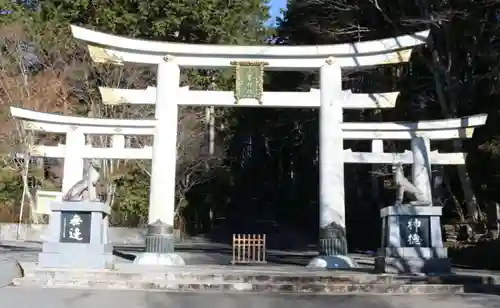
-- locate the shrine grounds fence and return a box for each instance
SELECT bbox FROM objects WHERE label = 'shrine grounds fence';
[232,233,266,264]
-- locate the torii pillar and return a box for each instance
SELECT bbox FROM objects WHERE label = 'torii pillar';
[318,58,347,256]
[134,57,185,265]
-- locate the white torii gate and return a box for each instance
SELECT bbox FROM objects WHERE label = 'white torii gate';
[10,25,487,265]
[67,25,436,263]
[95,86,487,255]
[10,106,487,260]
[13,106,486,211]
[10,107,155,194]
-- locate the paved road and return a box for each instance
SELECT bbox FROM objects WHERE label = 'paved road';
[1,242,500,308]
[0,288,499,308]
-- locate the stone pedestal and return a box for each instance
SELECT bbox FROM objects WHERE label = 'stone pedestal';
[133,220,185,265]
[375,204,450,274]
[38,201,114,269]
[144,220,174,253]
[319,224,347,256]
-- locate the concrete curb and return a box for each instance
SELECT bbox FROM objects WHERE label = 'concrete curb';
[13,262,500,294]
[13,279,466,294]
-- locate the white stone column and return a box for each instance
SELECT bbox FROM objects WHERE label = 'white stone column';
[149,59,179,226]
[62,129,85,194]
[411,136,432,204]
[319,58,347,255]
[143,58,180,257]
[371,140,384,208]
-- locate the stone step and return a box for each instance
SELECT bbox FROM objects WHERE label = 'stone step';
[17,262,500,294]
[13,278,465,294]
[20,271,434,284]
[21,268,498,286]
[15,273,436,285]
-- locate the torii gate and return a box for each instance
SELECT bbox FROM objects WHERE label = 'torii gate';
[10,25,487,266]
[95,86,487,257]
[69,26,437,264]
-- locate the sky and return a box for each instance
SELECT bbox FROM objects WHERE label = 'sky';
[268,0,287,26]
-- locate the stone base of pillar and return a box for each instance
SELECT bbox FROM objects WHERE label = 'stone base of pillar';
[315,224,354,269]
[135,220,185,266]
[133,252,185,265]
[144,220,174,253]
[319,224,347,256]
[307,255,358,269]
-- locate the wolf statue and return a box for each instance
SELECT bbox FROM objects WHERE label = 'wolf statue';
[392,162,428,205]
[62,159,101,201]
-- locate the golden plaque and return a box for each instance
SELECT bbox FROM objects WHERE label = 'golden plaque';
[231,61,267,104]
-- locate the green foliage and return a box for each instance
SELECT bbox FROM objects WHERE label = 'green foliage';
[0,165,23,207]
[110,164,150,227]
[0,156,59,222]
[0,165,22,222]
[39,0,270,43]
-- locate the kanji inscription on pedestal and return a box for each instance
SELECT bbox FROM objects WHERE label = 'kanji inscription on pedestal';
[399,216,430,247]
[60,211,91,243]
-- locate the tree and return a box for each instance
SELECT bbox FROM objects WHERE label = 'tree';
[271,0,500,244]
[0,0,271,231]
[0,1,79,223]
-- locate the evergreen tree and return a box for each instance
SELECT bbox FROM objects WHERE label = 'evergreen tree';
[38,0,270,43]
[271,0,500,249]
[0,0,271,227]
